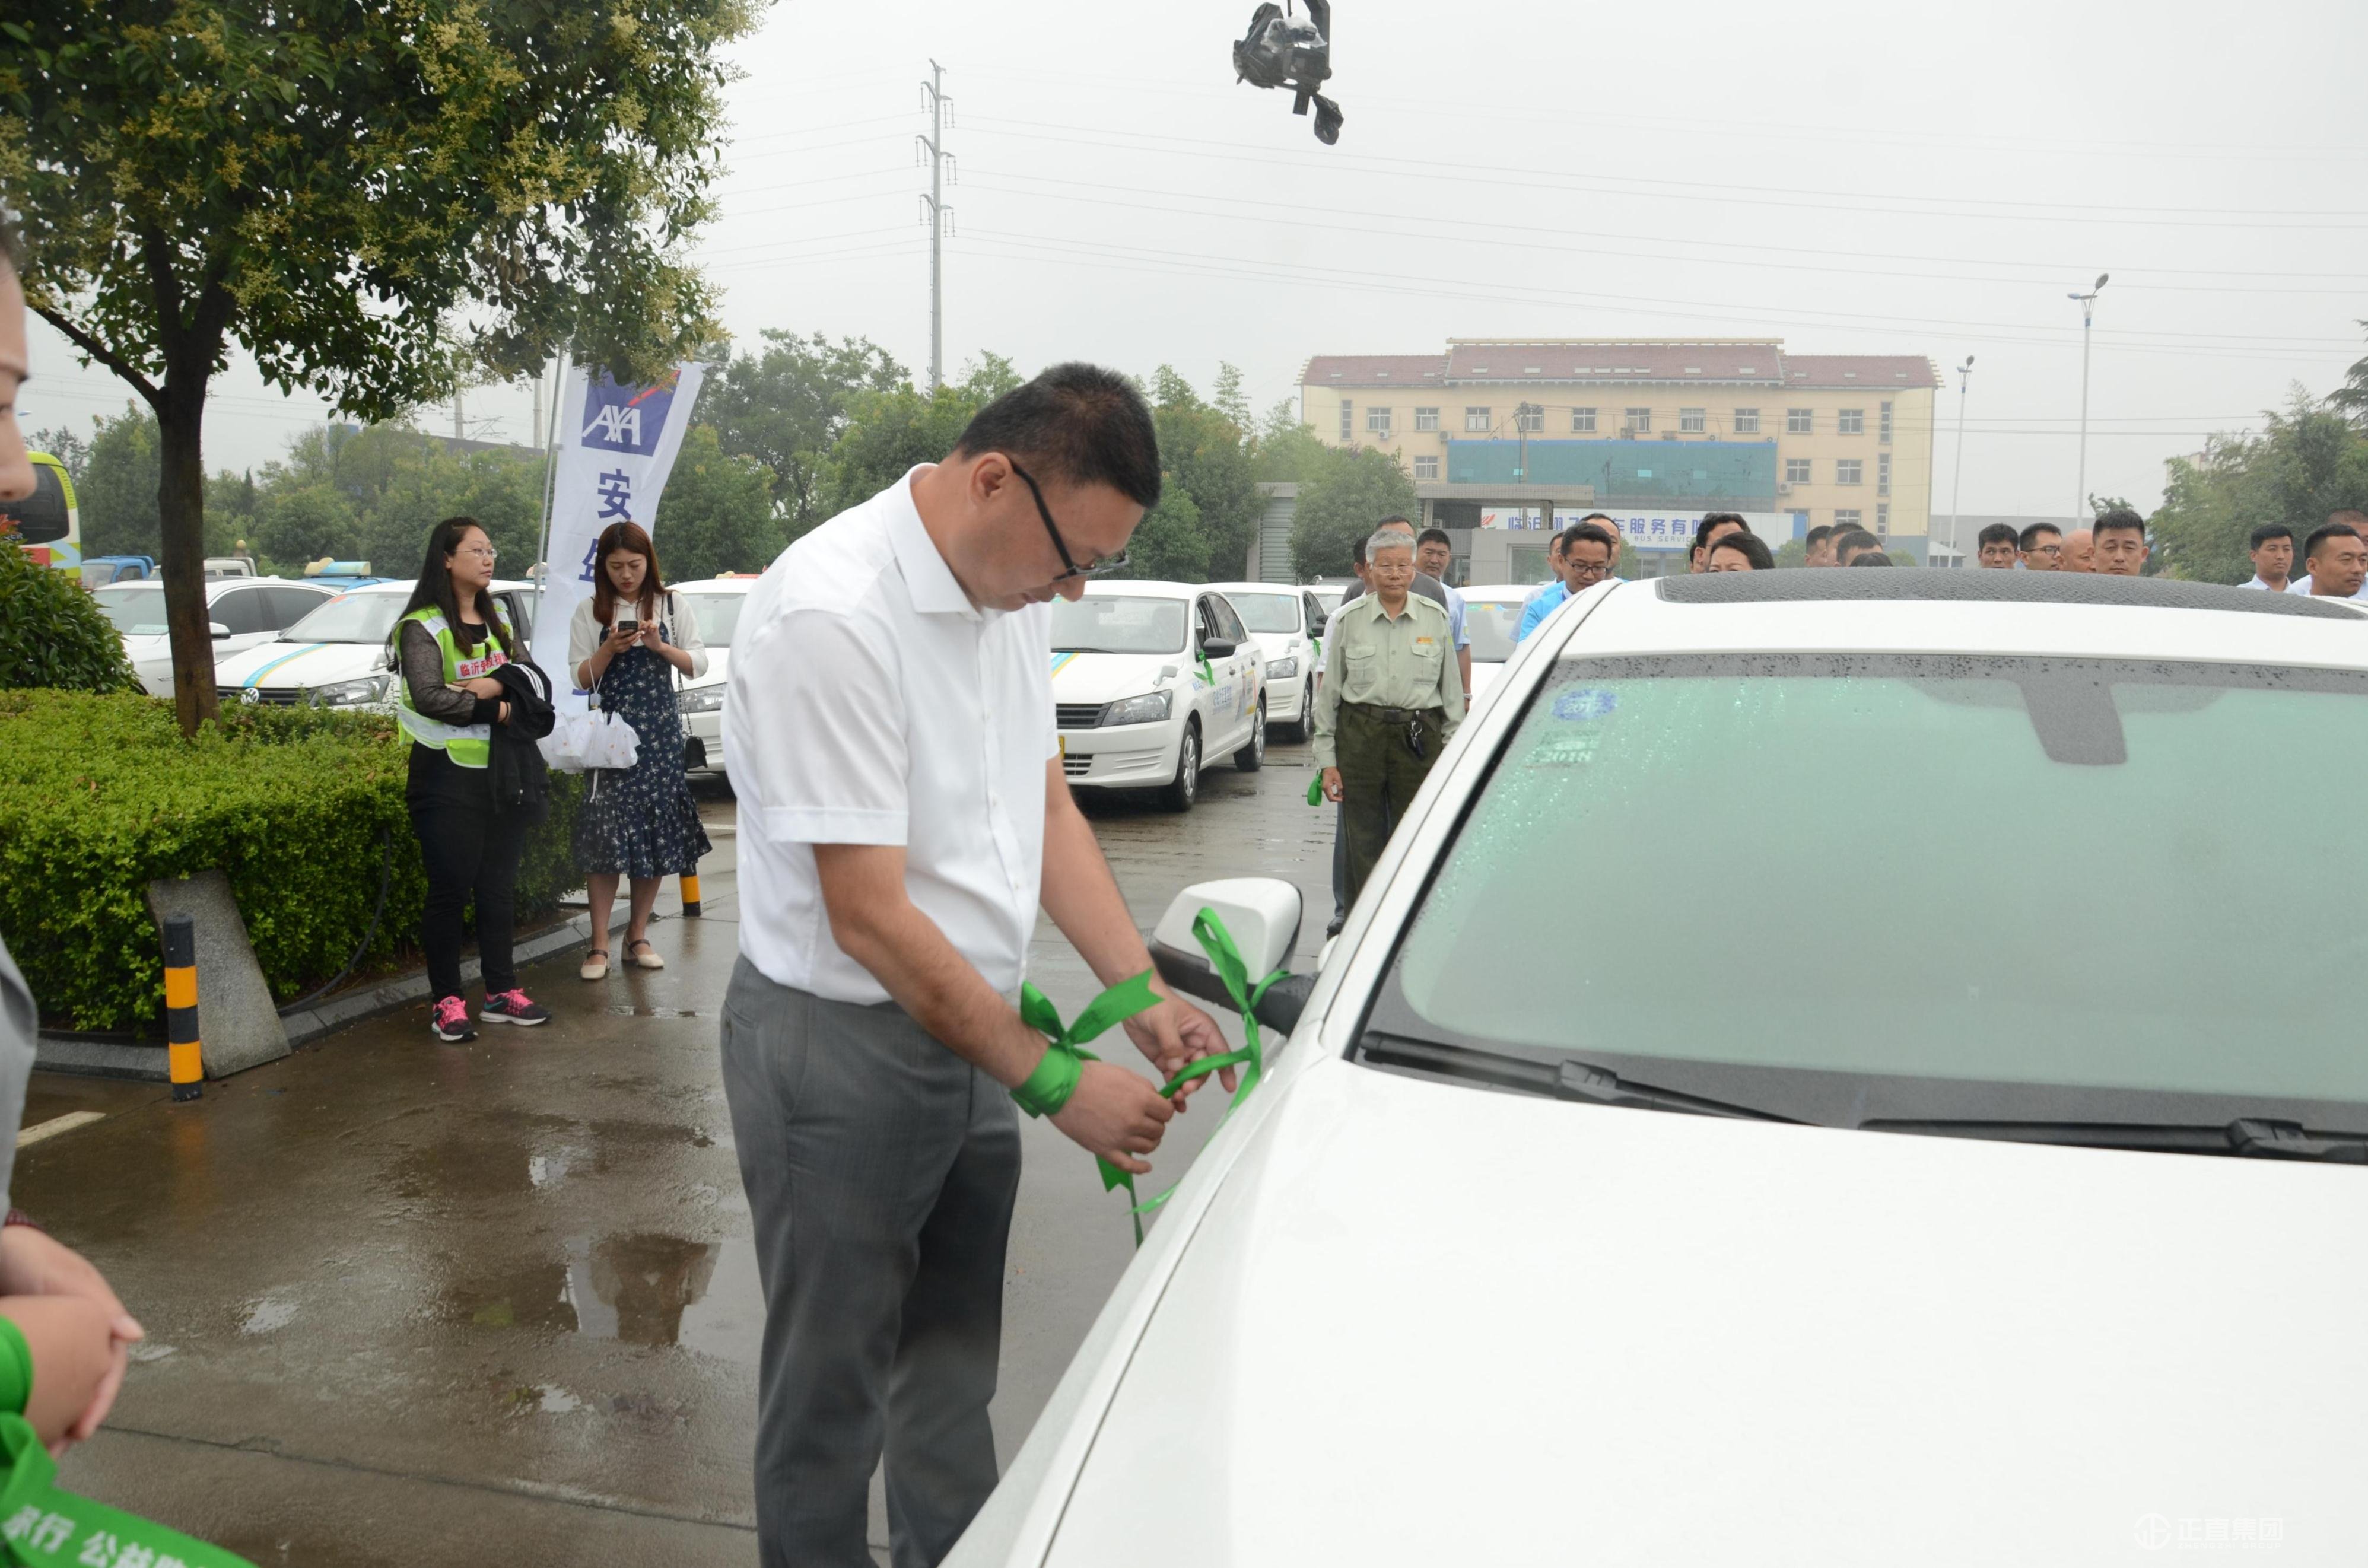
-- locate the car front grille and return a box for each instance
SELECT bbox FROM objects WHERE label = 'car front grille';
[1061,755,1091,777]
[217,686,305,707]
[1055,702,1103,730]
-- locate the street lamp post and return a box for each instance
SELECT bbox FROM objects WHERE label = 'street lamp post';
[2067,273,2108,525]
[1947,355,1973,564]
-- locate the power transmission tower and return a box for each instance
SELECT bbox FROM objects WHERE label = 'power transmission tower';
[917,61,955,393]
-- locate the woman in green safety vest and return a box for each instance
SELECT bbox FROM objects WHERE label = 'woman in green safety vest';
[393,517,552,1042]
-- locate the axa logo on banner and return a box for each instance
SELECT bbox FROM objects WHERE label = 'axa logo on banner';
[579,371,681,456]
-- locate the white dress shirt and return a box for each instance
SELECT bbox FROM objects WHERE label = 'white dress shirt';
[723,467,1055,1004]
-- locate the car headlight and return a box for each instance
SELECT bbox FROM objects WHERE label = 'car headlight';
[1102,689,1172,726]
[1265,657,1298,679]
[312,675,390,707]
[678,684,726,715]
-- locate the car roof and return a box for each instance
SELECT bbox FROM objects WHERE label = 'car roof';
[1082,580,1204,600]
[1543,570,2368,670]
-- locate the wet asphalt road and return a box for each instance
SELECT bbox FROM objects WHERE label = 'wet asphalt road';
[16,733,1336,1566]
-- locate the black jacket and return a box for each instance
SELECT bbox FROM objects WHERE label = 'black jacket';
[487,660,556,825]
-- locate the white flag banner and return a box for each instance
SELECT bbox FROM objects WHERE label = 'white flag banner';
[533,361,707,713]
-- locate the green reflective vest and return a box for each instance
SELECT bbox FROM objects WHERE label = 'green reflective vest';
[394,605,514,769]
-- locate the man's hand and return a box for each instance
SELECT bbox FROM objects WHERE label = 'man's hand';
[1122,993,1236,1105]
[1321,765,1343,803]
[1049,1061,1175,1175]
[0,1229,141,1446]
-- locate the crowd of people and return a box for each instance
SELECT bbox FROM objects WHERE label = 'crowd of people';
[1969,509,2368,599]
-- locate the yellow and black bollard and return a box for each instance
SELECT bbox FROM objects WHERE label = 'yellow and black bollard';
[163,914,202,1102]
[681,869,703,919]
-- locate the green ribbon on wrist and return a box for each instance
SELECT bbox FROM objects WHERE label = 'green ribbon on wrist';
[1016,970,1165,1241]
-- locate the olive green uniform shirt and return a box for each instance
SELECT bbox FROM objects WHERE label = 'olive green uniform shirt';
[1311,590,1465,769]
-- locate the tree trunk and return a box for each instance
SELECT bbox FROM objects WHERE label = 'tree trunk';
[157,379,217,736]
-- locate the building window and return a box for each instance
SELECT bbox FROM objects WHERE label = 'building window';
[1680,407,1706,433]
[1734,408,1760,434]
[1784,457,1812,485]
[1836,459,1864,486]
[1414,406,1440,432]
[1787,408,1814,434]
[1413,454,1439,481]
[1514,405,1543,434]
[1877,453,1892,495]
[1464,406,1492,432]
[1340,401,1353,441]
[1625,407,1652,434]
[1835,509,1862,530]
[1880,401,1894,443]
[1572,406,1597,433]
[1876,503,1891,536]
[1838,408,1865,435]
[1366,406,1393,437]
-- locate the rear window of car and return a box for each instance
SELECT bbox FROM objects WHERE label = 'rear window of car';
[1387,653,2368,1116]
[1053,596,1187,656]
[94,584,169,634]
[678,590,746,648]
[1224,592,1301,634]
[1461,597,1524,662]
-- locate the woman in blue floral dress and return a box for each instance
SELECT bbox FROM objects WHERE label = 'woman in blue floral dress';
[567,521,713,979]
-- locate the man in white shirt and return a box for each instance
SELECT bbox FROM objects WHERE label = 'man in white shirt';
[2240,523,2294,591]
[720,364,1229,1568]
[2296,520,2368,602]
[2288,512,2368,600]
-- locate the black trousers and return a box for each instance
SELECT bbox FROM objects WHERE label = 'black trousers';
[408,792,525,1001]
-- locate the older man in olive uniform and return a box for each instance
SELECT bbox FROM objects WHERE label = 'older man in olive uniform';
[1314,529,1465,910]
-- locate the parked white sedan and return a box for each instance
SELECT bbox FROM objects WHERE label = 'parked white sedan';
[96,577,344,698]
[210,580,540,708]
[667,576,758,780]
[954,570,2368,1567]
[1455,581,1533,704]
[1050,581,1265,810]
[1202,581,1328,740]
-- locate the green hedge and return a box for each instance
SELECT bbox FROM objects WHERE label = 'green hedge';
[0,536,142,694]
[0,692,584,1029]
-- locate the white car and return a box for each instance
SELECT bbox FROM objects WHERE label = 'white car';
[211,579,541,709]
[1202,582,1330,740]
[1456,581,1533,704]
[667,576,759,778]
[1051,581,1266,810]
[952,571,2368,1567]
[94,577,346,698]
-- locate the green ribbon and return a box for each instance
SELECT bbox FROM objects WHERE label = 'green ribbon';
[1305,773,1323,806]
[1016,971,1165,1242]
[0,1412,253,1566]
[1194,655,1214,687]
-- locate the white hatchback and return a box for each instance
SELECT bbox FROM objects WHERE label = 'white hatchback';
[954,571,2368,1568]
[96,577,346,698]
[210,580,541,710]
[1201,582,1329,739]
[1050,581,1266,810]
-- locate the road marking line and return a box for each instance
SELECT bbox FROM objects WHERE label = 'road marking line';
[17,1111,105,1147]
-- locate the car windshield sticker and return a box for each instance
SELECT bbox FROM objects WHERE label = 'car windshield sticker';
[1552,688,1619,722]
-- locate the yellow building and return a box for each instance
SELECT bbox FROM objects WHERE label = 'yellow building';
[1300,338,1940,577]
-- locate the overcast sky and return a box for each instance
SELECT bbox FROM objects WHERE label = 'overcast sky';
[23,0,2367,520]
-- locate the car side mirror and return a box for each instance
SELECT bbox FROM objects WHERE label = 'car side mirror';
[1149,877,1315,1038]
[1311,614,1330,637]
[208,622,231,640]
[1201,635,1238,660]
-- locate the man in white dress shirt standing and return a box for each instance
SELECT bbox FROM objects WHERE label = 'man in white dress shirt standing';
[720,364,1229,1568]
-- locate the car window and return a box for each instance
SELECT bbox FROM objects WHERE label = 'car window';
[284,593,407,644]
[1209,595,1250,646]
[265,585,335,628]
[1461,598,1523,663]
[1225,591,1302,634]
[1384,653,2368,1119]
[1050,595,1187,656]
[210,587,272,635]
[678,590,746,648]
[1304,594,1324,634]
[93,584,169,634]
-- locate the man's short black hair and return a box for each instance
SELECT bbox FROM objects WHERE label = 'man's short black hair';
[1693,513,1752,553]
[1976,521,2020,551]
[951,362,1161,508]
[2017,522,2062,552]
[2094,507,2147,543]
[2305,523,2363,562]
[2249,522,2294,549]
[1350,534,1368,567]
[1833,529,1881,558]
[1804,524,1834,549]
[1564,523,1617,556]
[1581,512,1614,526]
[1416,526,1452,552]
[1709,533,1775,571]
[1849,552,1896,567]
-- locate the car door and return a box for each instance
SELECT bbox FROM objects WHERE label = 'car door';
[1303,591,1328,694]
[1191,595,1236,747]
[1204,593,1261,751]
[206,584,280,660]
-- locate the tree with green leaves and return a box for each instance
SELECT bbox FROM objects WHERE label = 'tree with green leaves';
[1145,365,1261,584]
[819,355,1023,521]
[2150,395,2368,584]
[2,0,758,731]
[706,331,904,538]
[650,424,778,580]
[1291,446,1418,581]
[2329,321,2368,427]
[74,404,161,559]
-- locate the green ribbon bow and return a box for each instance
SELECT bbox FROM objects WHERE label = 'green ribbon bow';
[1194,655,1215,687]
[1016,970,1165,1241]
[0,1411,253,1566]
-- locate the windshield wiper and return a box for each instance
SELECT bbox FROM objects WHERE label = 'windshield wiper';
[1358,1031,1792,1123]
[1860,1117,2368,1163]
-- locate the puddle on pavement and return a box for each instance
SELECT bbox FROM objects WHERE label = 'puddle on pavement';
[444,1232,758,1359]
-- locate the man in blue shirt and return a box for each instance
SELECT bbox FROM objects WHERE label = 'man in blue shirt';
[1515,522,1617,642]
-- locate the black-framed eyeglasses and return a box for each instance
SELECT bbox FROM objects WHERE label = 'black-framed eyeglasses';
[1010,461,1129,581]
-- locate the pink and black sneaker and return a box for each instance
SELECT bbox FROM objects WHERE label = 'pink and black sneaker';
[430,995,476,1042]
[481,989,551,1027]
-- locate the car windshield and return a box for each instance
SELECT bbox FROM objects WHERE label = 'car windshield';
[1050,596,1187,655]
[1384,653,2368,1121]
[1461,597,1524,663]
[284,593,408,644]
[1223,592,1301,634]
[679,591,746,649]
[94,584,170,635]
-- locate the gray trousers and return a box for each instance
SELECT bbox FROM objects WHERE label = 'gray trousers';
[720,957,1022,1568]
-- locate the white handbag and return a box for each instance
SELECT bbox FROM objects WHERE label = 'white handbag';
[538,707,640,774]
